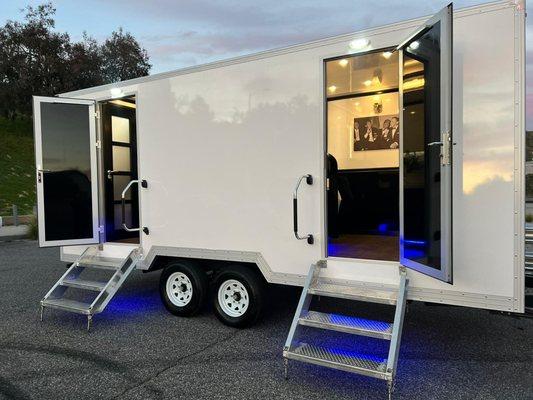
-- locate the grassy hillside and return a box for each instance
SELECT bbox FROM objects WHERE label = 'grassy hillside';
[0,117,35,216]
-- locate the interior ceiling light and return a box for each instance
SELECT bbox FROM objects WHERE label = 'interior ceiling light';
[382,51,393,59]
[363,80,372,87]
[328,85,337,93]
[110,99,136,109]
[349,38,370,51]
[408,41,420,50]
[338,59,349,67]
[403,77,425,91]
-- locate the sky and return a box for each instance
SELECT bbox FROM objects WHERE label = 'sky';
[0,0,532,127]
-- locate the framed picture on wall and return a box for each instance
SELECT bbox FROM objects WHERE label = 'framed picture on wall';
[351,114,399,153]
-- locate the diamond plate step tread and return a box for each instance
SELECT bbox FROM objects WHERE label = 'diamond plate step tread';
[299,311,393,340]
[41,298,92,315]
[308,282,397,305]
[78,256,123,270]
[285,343,390,381]
[61,278,107,292]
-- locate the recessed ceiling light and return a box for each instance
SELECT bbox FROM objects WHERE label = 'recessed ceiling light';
[328,85,337,93]
[410,111,416,114]
[338,59,349,67]
[382,51,393,59]
[363,80,372,87]
[349,38,370,51]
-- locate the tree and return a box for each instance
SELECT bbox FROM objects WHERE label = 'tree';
[101,28,151,83]
[0,3,70,117]
[0,2,151,118]
[67,33,104,90]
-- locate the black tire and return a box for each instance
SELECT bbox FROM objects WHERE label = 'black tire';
[212,265,265,328]
[159,261,208,317]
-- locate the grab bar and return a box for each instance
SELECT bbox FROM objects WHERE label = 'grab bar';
[293,174,314,245]
[121,180,139,232]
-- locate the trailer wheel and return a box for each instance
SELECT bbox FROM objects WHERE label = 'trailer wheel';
[160,261,208,317]
[212,265,264,328]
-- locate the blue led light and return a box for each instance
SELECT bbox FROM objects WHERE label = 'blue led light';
[326,346,386,363]
[403,239,426,246]
[328,313,391,331]
[378,223,388,233]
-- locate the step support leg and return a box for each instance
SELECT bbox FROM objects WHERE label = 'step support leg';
[40,305,44,322]
[284,358,289,380]
[387,380,394,400]
[87,315,93,331]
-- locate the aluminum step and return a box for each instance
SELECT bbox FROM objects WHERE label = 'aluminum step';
[308,282,397,305]
[41,298,92,315]
[299,311,393,340]
[78,256,123,270]
[284,343,390,381]
[61,278,107,292]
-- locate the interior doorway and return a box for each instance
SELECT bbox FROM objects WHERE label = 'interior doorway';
[325,49,402,261]
[100,96,139,243]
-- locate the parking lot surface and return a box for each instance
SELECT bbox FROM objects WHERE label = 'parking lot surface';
[0,240,532,400]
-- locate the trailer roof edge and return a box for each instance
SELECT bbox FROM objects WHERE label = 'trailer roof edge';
[59,0,512,98]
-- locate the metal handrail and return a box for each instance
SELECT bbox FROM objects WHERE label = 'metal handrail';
[121,180,139,232]
[293,174,313,245]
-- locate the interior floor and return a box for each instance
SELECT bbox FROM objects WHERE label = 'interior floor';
[328,234,399,261]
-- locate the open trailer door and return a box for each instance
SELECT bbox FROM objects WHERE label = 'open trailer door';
[33,96,100,247]
[397,4,453,283]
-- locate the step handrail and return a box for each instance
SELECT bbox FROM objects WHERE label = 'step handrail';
[121,180,139,232]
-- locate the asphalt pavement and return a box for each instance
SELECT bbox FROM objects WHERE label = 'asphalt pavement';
[0,240,532,400]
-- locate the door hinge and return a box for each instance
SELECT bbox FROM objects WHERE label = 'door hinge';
[95,140,101,148]
[94,111,100,119]
[98,225,104,234]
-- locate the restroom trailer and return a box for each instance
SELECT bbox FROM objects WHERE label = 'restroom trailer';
[34,1,525,396]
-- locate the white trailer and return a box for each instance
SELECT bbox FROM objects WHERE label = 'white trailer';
[33,1,526,396]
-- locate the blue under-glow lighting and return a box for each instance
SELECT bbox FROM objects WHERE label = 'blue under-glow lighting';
[103,291,161,317]
[378,223,388,233]
[326,346,386,364]
[404,249,425,259]
[328,243,351,257]
[328,313,391,332]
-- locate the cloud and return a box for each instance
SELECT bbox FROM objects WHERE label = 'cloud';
[123,0,460,72]
[88,0,533,129]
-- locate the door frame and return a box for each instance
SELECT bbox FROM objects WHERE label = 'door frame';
[94,91,142,245]
[33,96,100,247]
[321,47,401,263]
[101,99,139,242]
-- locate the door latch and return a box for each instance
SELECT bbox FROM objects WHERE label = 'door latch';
[441,131,451,166]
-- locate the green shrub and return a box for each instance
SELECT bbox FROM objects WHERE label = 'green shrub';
[27,214,38,240]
